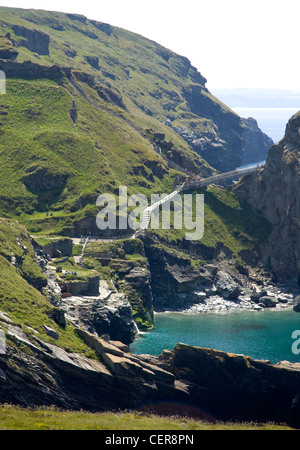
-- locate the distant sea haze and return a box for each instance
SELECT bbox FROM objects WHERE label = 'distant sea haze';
[210,88,300,144]
[233,107,300,143]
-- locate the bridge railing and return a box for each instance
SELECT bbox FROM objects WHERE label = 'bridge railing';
[83,165,260,243]
[182,166,257,190]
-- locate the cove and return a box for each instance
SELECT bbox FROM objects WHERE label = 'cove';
[130,309,300,364]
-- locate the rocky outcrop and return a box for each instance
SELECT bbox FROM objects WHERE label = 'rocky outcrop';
[123,267,153,320]
[215,270,241,300]
[179,86,272,172]
[2,324,300,427]
[0,59,65,81]
[11,25,50,55]
[241,117,273,164]
[67,275,100,297]
[84,55,99,70]
[0,35,18,60]
[76,291,136,345]
[78,298,136,345]
[69,100,77,123]
[37,238,73,259]
[234,112,300,283]
[22,166,69,192]
[89,20,113,36]
[84,239,154,328]
[147,128,213,177]
[59,276,136,345]
[58,276,136,345]
[71,70,127,111]
[143,237,214,310]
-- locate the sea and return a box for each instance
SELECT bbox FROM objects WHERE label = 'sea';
[210,88,300,143]
[234,107,300,143]
[130,309,300,364]
[131,100,300,364]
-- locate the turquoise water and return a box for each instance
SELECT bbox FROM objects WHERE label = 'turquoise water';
[130,309,300,363]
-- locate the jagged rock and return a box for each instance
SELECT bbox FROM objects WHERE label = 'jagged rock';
[96,85,127,110]
[124,267,153,319]
[89,20,113,36]
[42,325,58,340]
[76,329,125,357]
[3,332,300,427]
[143,236,213,310]
[241,117,273,164]
[67,275,100,297]
[293,295,300,312]
[109,340,129,353]
[180,86,271,172]
[22,166,68,191]
[78,293,136,345]
[0,36,18,60]
[11,25,50,55]
[259,296,277,308]
[0,59,64,81]
[48,308,66,327]
[215,270,241,300]
[234,112,300,282]
[69,100,77,123]
[85,55,99,70]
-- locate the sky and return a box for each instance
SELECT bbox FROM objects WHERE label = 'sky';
[1,0,300,91]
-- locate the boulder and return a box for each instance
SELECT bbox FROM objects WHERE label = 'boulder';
[78,293,136,345]
[259,296,277,308]
[48,308,66,327]
[42,325,58,340]
[215,271,241,300]
[293,295,300,312]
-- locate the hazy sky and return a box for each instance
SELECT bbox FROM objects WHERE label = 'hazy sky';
[1,0,300,90]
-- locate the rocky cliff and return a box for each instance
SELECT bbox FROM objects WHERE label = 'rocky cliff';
[234,112,300,283]
[176,87,273,171]
[1,323,300,427]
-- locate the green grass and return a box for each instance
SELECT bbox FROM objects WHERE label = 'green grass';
[0,6,245,238]
[0,75,181,235]
[0,405,294,430]
[150,185,271,263]
[0,218,97,357]
[51,257,98,281]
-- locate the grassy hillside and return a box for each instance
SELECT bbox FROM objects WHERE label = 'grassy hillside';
[151,185,271,261]
[0,6,270,237]
[0,218,97,357]
[0,73,181,236]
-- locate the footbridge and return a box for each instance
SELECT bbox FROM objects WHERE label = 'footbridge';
[181,164,259,191]
[134,163,260,236]
[33,163,261,251]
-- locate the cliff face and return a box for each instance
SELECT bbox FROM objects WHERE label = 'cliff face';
[234,112,300,283]
[2,327,300,427]
[177,87,272,171]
